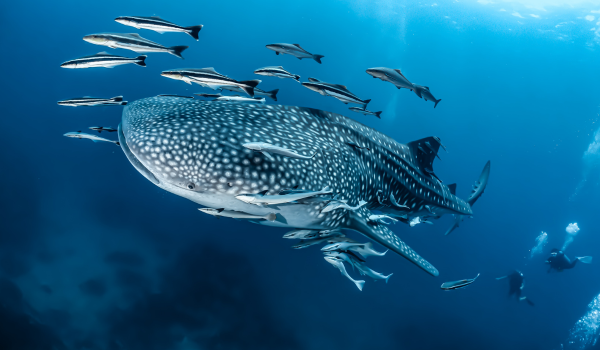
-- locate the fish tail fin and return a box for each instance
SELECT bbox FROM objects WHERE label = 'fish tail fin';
[239,80,261,98]
[120,101,128,106]
[115,141,121,146]
[385,273,393,283]
[169,46,189,59]
[185,25,203,40]
[312,54,324,64]
[363,99,371,107]
[355,279,365,291]
[265,213,277,222]
[268,89,279,101]
[375,111,382,119]
[135,55,147,67]
[434,99,441,108]
[577,256,593,264]
[111,96,124,102]
[294,75,301,82]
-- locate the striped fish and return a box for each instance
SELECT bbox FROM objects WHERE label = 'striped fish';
[60,52,146,69]
[349,107,382,118]
[302,78,370,106]
[161,68,261,97]
[83,33,188,59]
[57,96,127,107]
[254,66,300,82]
[218,85,279,101]
[440,273,480,290]
[115,16,203,40]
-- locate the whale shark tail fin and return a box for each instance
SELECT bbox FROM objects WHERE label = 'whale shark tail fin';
[577,256,593,264]
[468,161,491,206]
[347,207,439,277]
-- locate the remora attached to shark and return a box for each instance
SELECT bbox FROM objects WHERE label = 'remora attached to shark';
[118,97,490,277]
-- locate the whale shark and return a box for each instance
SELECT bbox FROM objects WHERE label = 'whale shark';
[118,96,490,278]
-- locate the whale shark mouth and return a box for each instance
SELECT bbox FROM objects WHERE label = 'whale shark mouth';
[118,123,159,185]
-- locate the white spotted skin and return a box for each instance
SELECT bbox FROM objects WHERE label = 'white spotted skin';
[120,97,472,232]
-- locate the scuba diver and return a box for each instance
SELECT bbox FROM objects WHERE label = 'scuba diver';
[496,270,534,306]
[546,249,592,272]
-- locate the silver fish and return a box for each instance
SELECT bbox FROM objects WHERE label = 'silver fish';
[283,229,319,239]
[198,208,276,221]
[157,94,194,99]
[409,216,433,227]
[89,126,117,133]
[321,200,367,213]
[412,84,442,108]
[236,186,332,206]
[83,33,188,59]
[368,215,398,225]
[348,107,382,118]
[254,66,300,82]
[64,131,119,146]
[243,142,316,160]
[292,235,349,249]
[325,251,392,282]
[58,96,127,107]
[115,16,203,40]
[266,43,324,64]
[324,255,365,291]
[321,242,387,258]
[60,52,146,69]
[440,273,480,290]
[302,78,370,106]
[366,67,415,92]
[194,93,222,98]
[214,96,265,104]
[161,68,260,97]
[217,85,279,101]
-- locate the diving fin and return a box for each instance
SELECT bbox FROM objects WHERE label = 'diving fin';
[577,256,593,264]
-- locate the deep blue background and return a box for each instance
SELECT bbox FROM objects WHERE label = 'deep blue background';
[1,0,599,349]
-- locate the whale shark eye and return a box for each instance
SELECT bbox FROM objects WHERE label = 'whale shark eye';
[187,182,196,190]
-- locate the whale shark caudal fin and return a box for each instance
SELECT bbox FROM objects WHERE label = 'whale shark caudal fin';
[185,25,203,40]
[577,256,593,264]
[445,161,491,236]
[348,207,439,276]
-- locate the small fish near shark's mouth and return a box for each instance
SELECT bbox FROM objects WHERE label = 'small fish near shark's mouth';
[118,123,159,185]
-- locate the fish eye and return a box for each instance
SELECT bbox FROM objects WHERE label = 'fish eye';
[187,182,196,190]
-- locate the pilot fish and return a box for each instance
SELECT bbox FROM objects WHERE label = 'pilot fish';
[118,97,490,278]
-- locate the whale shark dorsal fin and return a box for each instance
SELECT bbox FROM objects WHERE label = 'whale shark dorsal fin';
[447,183,457,195]
[308,77,322,83]
[257,190,268,196]
[407,136,442,177]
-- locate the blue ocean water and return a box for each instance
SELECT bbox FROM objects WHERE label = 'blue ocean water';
[1,0,600,349]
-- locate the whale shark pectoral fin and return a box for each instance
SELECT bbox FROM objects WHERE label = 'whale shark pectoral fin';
[347,207,439,277]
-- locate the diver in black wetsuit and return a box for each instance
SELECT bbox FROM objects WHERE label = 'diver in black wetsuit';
[496,270,534,306]
[546,249,592,272]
